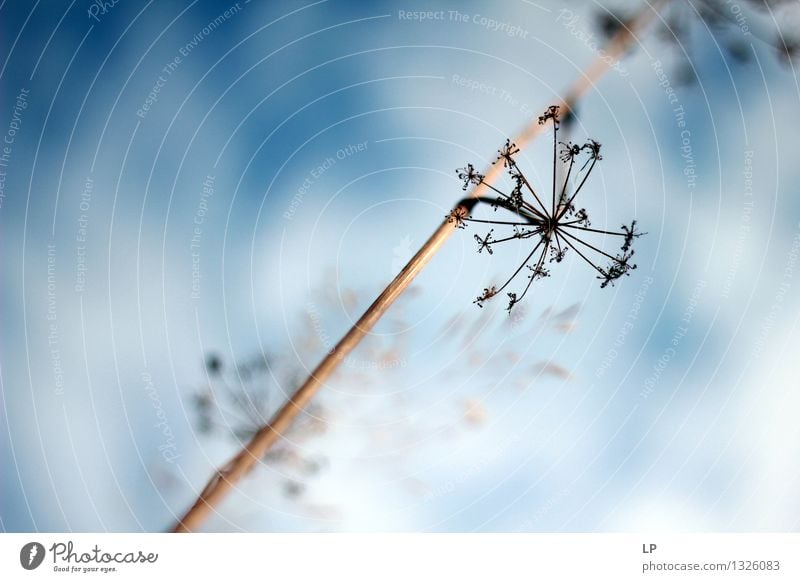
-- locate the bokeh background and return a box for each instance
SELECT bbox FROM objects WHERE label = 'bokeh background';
[2,0,799,532]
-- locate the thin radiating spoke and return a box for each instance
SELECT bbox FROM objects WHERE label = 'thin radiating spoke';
[557,156,598,221]
[561,223,629,236]
[508,158,551,217]
[482,180,547,220]
[488,229,543,245]
[559,152,576,210]
[517,236,550,303]
[495,237,546,295]
[555,231,607,277]
[464,217,543,228]
[558,228,618,263]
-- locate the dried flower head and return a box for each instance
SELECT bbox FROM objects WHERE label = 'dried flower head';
[452,105,645,313]
[456,163,484,191]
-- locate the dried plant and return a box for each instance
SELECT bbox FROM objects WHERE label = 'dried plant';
[451,105,644,314]
[597,0,799,83]
[193,352,328,464]
[183,281,575,528]
[171,0,664,533]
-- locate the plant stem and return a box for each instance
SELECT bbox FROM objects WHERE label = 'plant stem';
[171,0,663,533]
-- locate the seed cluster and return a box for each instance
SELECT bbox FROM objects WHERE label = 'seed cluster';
[449,105,644,313]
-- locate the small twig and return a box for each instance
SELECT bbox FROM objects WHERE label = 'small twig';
[171,0,663,533]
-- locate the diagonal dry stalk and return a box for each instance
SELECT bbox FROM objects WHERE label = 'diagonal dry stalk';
[172,1,664,533]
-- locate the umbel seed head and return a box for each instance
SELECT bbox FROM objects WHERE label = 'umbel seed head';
[451,105,645,313]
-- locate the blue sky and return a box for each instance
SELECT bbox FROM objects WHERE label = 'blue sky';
[2,0,799,532]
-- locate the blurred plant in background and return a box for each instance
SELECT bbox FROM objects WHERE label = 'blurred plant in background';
[595,0,799,84]
[184,274,580,528]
